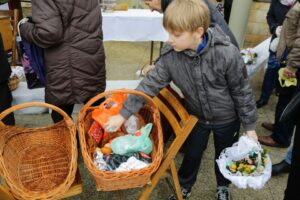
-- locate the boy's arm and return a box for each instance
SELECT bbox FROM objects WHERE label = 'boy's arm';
[105,58,171,132]
[225,46,257,136]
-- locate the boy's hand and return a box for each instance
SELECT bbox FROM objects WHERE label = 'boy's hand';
[104,114,125,132]
[246,130,258,141]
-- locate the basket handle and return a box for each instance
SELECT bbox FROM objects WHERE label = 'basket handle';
[82,89,157,110]
[0,102,74,126]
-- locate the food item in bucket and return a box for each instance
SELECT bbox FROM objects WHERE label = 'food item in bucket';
[226,148,268,176]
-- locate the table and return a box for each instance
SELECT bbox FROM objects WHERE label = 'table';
[102,9,168,63]
[102,9,168,42]
[246,37,271,77]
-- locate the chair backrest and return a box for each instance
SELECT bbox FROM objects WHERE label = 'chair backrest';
[153,87,198,159]
[0,9,19,66]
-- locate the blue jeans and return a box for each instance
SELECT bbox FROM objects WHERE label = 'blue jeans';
[178,120,240,189]
[259,52,280,102]
[285,146,293,165]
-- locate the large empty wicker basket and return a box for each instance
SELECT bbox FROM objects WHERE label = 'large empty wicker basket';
[0,102,78,200]
[78,89,164,191]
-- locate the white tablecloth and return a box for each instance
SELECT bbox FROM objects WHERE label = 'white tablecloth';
[246,37,271,77]
[102,9,168,42]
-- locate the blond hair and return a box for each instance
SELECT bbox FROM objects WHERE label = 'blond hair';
[163,0,210,33]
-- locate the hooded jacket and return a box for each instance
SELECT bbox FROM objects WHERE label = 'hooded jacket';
[20,0,106,105]
[161,0,239,48]
[121,26,257,131]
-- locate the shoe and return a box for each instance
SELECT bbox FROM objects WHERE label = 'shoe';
[167,187,191,200]
[258,135,288,148]
[216,186,231,200]
[261,122,274,132]
[272,160,291,176]
[256,99,268,108]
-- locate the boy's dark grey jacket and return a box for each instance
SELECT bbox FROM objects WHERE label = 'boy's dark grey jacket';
[121,26,257,131]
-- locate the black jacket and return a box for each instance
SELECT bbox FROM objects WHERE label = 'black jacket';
[267,0,291,37]
[161,0,239,48]
[0,34,11,83]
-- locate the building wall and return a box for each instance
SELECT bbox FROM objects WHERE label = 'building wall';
[210,0,271,48]
[244,2,270,48]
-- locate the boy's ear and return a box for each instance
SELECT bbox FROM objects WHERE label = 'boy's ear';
[196,27,204,38]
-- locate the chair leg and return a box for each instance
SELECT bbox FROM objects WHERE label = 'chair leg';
[170,160,183,200]
[138,158,172,200]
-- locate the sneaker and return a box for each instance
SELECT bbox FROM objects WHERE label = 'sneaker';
[216,186,231,200]
[167,187,191,200]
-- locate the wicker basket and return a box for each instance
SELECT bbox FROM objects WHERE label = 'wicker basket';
[8,75,20,91]
[78,89,163,191]
[0,102,78,200]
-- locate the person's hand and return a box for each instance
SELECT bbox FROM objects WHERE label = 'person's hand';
[246,130,258,141]
[283,66,297,78]
[104,114,125,132]
[142,64,155,75]
[275,26,282,37]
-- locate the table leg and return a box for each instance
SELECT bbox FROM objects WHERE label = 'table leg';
[150,41,154,64]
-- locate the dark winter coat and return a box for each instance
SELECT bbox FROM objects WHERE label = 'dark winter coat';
[20,0,106,105]
[121,26,257,131]
[267,0,291,37]
[0,33,11,83]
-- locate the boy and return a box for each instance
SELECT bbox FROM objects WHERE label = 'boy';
[105,0,258,199]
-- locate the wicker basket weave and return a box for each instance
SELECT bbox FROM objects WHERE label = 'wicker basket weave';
[0,102,78,200]
[8,75,20,91]
[78,89,163,191]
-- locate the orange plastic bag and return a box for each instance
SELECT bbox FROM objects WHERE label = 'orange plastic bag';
[92,93,128,129]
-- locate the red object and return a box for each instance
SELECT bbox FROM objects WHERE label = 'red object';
[139,152,151,159]
[134,130,141,136]
[88,121,103,144]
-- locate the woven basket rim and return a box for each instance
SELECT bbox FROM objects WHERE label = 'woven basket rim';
[0,102,78,200]
[78,89,164,185]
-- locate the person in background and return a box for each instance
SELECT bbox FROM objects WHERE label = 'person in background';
[272,146,292,176]
[256,0,295,108]
[223,0,233,24]
[0,33,15,125]
[105,0,258,199]
[258,0,298,147]
[283,93,300,199]
[19,0,106,123]
[275,2,300,197]
[143,0,239,47]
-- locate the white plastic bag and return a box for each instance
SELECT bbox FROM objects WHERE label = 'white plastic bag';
[124,115,141,135]
[216,135,272,189]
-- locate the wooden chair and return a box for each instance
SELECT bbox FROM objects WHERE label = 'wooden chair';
[138,87,198,200]
[0,9,19,66]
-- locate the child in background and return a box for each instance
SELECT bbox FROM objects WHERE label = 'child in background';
[105,0,258,199]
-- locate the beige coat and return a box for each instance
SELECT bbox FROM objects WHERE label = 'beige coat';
[277,2,300,71]
[20,0,106,105]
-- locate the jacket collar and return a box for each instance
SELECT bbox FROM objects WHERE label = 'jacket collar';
[160,25,231,57]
